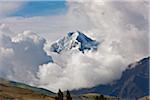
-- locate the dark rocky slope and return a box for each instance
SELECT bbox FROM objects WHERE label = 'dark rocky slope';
[72,57,149,99]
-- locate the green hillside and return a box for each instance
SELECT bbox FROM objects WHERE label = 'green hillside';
[0,78,55,100]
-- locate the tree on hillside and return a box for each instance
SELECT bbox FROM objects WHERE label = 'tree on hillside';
[66,90,72,100]
[95,96,99,100]
[58,89,64,100]
[95,94,106,100]
[99,94,106,100]
[55,89,64,100]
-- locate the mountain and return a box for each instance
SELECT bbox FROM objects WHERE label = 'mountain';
[72,57,149,99]
[0,78,55,100]
[50,31,99,53]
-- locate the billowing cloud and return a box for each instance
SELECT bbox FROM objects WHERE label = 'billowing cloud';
[0,0,149,92]
[37,50,126,92]
[0,30,52,83]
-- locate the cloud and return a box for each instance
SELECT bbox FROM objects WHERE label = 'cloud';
[0,1,24,17]
[37,51,126,92]
[0,30,52,83]
[0,0,149,92]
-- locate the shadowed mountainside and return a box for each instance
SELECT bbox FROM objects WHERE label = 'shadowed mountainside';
[72,57,149,99]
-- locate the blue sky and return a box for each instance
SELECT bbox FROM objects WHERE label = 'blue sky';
[10,1,68,17]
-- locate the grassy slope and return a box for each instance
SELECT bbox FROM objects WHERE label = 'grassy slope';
[139,96,150,100]
[0,78,55,100]
[81,93,119,100]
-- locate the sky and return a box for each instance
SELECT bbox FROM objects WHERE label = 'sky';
[0,1,67,16]
[0,0,149,92]
[10,1,67,17]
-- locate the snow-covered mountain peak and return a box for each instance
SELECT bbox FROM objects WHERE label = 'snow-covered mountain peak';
[50,31,100,54]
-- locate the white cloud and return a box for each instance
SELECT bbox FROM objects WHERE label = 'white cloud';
[0,0,149,92]
[0,1,24,17]
[0,31,52,83]
[37,51,126,92]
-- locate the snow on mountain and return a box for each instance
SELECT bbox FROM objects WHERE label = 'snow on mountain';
[50,31,100,53]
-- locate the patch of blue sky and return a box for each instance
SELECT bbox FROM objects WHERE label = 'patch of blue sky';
[10,1,68,17]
